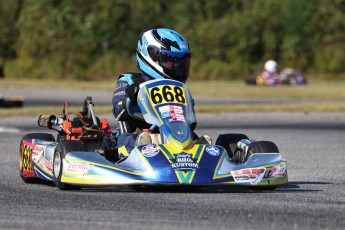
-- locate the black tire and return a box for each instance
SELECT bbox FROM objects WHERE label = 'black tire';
[215,133,249,158]
[247,141,280,191]
[246,141,279,161]
[19,133,55,183]
[22,133,55,142]
[56,133,66,142]
[53,140,83,190]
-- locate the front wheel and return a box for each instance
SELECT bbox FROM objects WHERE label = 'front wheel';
[247,141,280,191]
[246,141,279,161]
[53,140,83,190]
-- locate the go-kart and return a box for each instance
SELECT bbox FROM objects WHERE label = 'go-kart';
[19,79,288,190]
[246,68,306,86]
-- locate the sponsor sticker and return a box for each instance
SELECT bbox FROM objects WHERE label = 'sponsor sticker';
[161,112,171,119]
[116,82,128,89]
[158,105,185,122]
[206,146,220,156]
[264,164,287,178]
[114,91,126,97]
[231,168,265,185]
[37,155,53,172]
[171,153,199,171]
[66,163,93,174]
[142,144,160,157]
[32,145,45,156]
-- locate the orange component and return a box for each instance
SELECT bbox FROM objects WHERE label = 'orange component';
[71,128,83,134]
[61,119,111,141]
[62,121,73,140]
[100,119,111,135]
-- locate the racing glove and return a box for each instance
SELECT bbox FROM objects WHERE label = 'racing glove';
[121,83,141,117]
[125,83,140,105]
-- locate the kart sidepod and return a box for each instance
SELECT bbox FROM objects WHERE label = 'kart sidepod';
[58,143,287,187]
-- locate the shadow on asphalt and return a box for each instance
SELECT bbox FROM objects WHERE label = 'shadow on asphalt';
[275,181,332,192]
[19,179,331,193]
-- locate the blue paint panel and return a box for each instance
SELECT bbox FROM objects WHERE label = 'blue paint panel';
[34,165,53,181]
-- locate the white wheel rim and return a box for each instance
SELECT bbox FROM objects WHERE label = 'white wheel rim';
[53,151,61,179]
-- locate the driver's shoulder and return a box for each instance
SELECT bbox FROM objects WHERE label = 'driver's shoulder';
[118,72,144,85]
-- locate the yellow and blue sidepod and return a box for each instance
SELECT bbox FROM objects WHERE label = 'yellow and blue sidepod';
[60,143,287,187]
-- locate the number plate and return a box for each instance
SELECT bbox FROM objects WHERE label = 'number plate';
[149,85,186,105]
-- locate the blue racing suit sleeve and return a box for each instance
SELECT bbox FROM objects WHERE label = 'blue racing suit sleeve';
[112,72,149,121]
[112,78,129,121]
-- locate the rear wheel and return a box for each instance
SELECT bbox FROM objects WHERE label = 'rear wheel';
[215,133,249,158]
[19,133,55,183]
[53,140,83,190]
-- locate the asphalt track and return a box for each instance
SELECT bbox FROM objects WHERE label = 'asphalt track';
[1,88,345,229]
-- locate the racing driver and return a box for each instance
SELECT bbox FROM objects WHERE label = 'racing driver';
[112,28,210,159]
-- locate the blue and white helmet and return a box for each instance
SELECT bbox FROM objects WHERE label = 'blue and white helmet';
[136,28,191,83]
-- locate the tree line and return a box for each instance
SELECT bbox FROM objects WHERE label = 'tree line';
[1,0,344,81]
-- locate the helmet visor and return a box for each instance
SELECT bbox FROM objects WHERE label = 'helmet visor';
[148,46,191,83]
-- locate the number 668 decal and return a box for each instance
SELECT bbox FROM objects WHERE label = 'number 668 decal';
[149,85,186,105]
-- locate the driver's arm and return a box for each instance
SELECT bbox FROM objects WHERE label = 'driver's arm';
[112,79,129,121]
